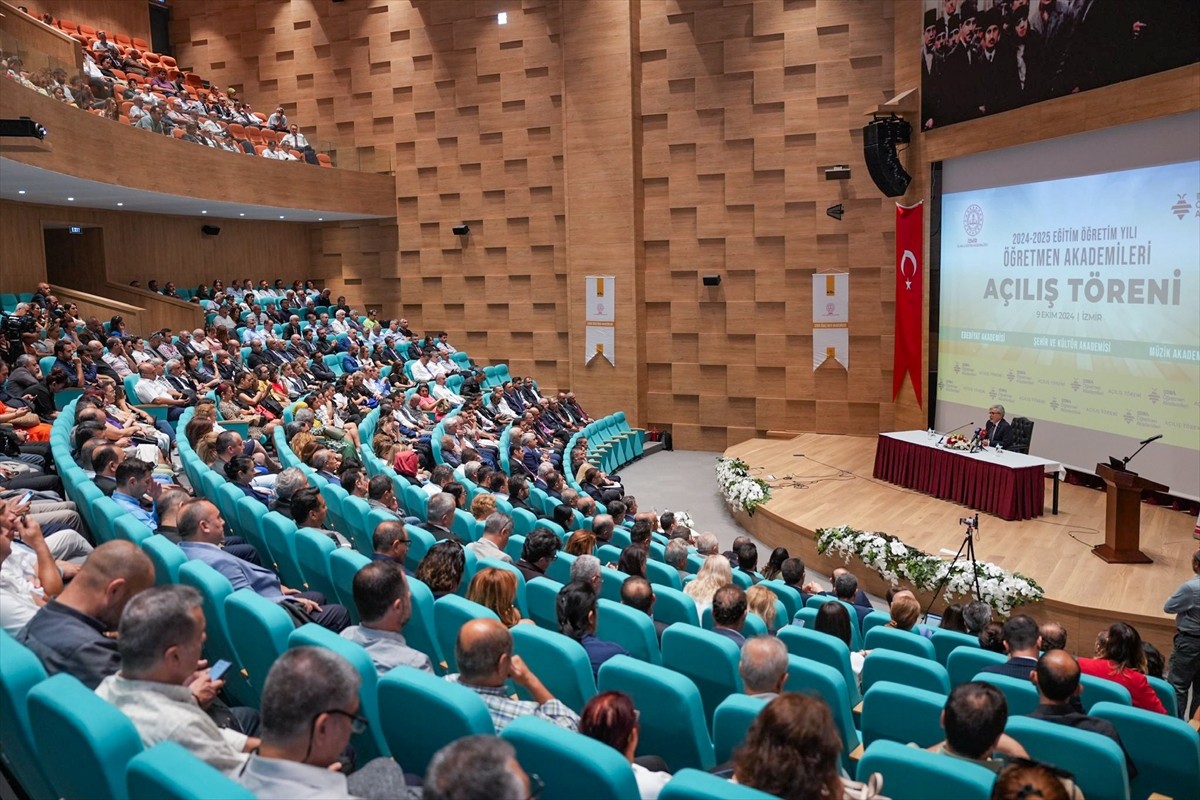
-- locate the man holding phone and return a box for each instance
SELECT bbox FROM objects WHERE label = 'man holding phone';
[97,585,260,771]
[0,497,63,634]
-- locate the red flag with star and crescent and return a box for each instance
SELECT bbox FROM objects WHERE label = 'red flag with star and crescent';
[893,201,923,404]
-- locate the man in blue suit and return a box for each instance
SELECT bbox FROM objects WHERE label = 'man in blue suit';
[177,499,349,632]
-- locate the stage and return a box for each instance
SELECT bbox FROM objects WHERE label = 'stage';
[724,433,1196,656]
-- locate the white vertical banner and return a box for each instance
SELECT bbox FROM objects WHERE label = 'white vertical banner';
[812,272,849,370]
[585,275,615,365]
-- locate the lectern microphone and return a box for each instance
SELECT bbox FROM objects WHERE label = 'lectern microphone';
[1139,434,1163,445]
[937,421,974,444]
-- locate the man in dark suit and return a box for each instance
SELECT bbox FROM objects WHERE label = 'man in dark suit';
[978,614,1042,681]
[1028,649,1138,779]
[711,585,748,649]
[90,444,123,496]
[515,528,560,584]
[621,577,669,643]
[419,492,461,543]
[983,403,1016,448]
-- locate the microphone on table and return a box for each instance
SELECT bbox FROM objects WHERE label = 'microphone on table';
[938,421,974,444]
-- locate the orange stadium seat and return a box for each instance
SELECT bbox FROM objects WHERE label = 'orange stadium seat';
[317,153,333,168]
[119,115,130,125]
[252,112,267,125]
[159,55,177,68]
[260,129,278,144]
[166,68,180,81]
[120,101,133,114]
[78,23,96,37]
[288,149,303,161]
[114,33,131,47]
[142,53,160,67]
[245,127,264,146]
[184,72,203,88]
[57,19,78,33]
[132,37,149,50]
[69,34,86,46]
[110,69,126,82]
[254,144,267,156]
[172,128,185,139]
[227,122,246,139]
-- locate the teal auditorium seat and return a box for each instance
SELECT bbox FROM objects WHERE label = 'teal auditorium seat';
[659,768,777,800]
[1078,673,1132,711]
[712,693,769,763]
[1091,700,1200,800]
[329,548,370,624]
[141,534,187,585]
[856,740,995,800]
[597,597,661,665]
[526,575,564,630]
[177,562,257,707]
[294,527,338,600]
[434,594,500,673]
[777,624,861,707]
[224,590,293,701]
[377,666,494,774]
[1147,675,1178,717]
[1005,715,1129,800]
[861,648,951,695]
[261,511,307,589]
[652,585,700,627]
[931,628,980,665]
[759,580,803,619]
[405,577,446,672]
[947,646,1007,686]
[783,655,860,771]
[28,672,145,800]
[288,624,390,761]
[126,742,255,800]
[860,681,947,749]
[501,716,640,800]
[860,610,892,635]
[598,655,716,772]
[0,632,56,799]
[510,623,596,712]
[863,626,936,661]
[661,624,743,729]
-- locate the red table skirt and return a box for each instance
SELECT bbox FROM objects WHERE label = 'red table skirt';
[873,435,1046,520]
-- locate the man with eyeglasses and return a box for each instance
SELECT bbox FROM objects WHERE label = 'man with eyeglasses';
[236,646,415,798]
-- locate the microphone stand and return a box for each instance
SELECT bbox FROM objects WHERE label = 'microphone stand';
[1120,437,1160,469]
[937,422,975,445]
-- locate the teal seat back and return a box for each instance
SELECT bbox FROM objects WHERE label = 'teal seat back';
[856,739,995,800]
[511,507,537,537]
[1091,700,1200,800]
[862,648,951,695]
[341,496,372,549]
[261,511,306,589]
[527,576,564,630]
[141,534,187,585]
[510,624,596,712]
[659,768,778,799]
[329,548,370,624]
[1078,673,1132,711]
[783,655,860,770]
[777,624,861,706]
[405,577,446,672]
[947,646,1007,686]
[661,624,743,730]
[91,496,125,543]
[759,580,802,619]
[233,496,273,569]
[645,558,683,591]
[126,742,256,800]
[1147,675,1177,717]
[596,598,661,665]
[318,483,349,534]
[404,524,435,571]
[114,513,154,546]
[545,548,575,584]
[177,562,256,707]
[434,594,500,673]
[224,590,294,699]
[793,607,817,628]
[1006,715,1129,800]
[598,568,631,603]
[864,626,936,661]
[288,624,390,760]
[297,529,340,593]
[712,693,769,764]
[28,672,144,800]
[652,584,699,627]
[860,681,947,748]
[504,533,526,563]
[452,508,476,542]
[403,484,428,521]
[975,672,1039,715]
[861,609,892,635]
[0,632,56,799]
[377,666,494,773]
[596,543,622,565]
[597,655,715,771]
[501,716,639,800]
[931,629,980,665]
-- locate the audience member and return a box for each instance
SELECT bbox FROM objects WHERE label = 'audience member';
[963,600,993,634]
[779,557,811,604]
[415,540,466,599]
[760,547,789,581]
[931,682,1030,768]
[341,560,433,675]
[746,585,778,631]
[1164,550,1200,719]
[711,584,748,648]
[445,618,580,733]
[1039,621,1068,652]
[1078,622,1166,713]
[979,622,1006,653]
[423,736,532,800]
[370,520,412,573]
[939,603,967,633]
[813,601,865,675]
[465,512,513,564]
[515,527,559,583]
[0,498,63,634]
[684,554,733,613]
[977,614,1041,681]
[467,567,527,628]
[558,580,629,677]
[579,692,671,800]
[620,576,668,641]
[739,636,789,700]
[990,762,1069,800]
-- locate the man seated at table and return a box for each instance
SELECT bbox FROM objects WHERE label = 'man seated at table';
[982,404,1015,449]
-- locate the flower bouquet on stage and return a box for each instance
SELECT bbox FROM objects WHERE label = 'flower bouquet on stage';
[943,433,973,451]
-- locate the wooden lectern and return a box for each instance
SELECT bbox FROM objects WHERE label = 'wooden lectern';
[1091,464,1167,564]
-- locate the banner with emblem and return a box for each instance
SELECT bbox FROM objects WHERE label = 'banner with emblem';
[893,201,924,403]
[812,272,849,370]
[585,275,615,365]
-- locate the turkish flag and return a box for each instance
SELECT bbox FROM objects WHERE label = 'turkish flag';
[893,202,923,404]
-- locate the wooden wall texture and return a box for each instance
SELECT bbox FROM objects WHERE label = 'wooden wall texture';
[22,0,152,45]
[12,0,1189,451]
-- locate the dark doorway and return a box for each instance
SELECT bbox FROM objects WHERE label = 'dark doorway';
[149,1,172,57]
[43,225,106,295]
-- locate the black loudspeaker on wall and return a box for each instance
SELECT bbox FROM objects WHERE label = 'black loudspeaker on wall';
[201,225,221,236]
[862,115,913,197]
[702,275,721,287]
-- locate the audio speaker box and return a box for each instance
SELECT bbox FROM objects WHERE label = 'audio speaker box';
[863,117,913,197]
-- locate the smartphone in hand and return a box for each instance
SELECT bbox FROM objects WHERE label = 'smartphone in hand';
[209,659,232,681]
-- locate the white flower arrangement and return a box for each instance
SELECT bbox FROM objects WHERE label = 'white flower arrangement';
[715,457,772,515]
[816,524,1043,616]
[672,510,696,531]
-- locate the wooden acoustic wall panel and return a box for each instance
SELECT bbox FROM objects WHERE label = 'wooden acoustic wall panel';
[173,1,570,388]
[0,0,83,72]
[0,199,310,299]
[19,0,152,46]
[639,0,899,450]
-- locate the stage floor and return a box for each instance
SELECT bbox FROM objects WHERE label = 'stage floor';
[725,433,1195,653]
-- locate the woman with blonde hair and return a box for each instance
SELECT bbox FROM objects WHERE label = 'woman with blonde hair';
[467,567,528,628]
[684,555,733,613]
[746,585,779,631]
[886,593,920,632]
[470,492,497,522]
[565,528,597,557]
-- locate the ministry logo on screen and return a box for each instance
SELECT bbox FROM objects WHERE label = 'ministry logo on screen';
[963,204,984,237]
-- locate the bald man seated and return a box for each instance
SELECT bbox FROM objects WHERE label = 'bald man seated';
[17,540,155,689]
[444,618,580,734]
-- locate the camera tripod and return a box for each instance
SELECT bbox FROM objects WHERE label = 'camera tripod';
[922,514,982,622]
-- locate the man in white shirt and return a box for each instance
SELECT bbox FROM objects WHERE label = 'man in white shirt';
[102,337,136,380]
[410,350,436,382]
[430,373,465,407]
[279,124,311,152]
[466,513,514,564]
[91,31,120,56]
[128,96,150,123]
[260,140,295,161]
[264,105,288,132]
[96,585,258,772]
[240,323,268,345]
[133,362,189,420]
[339,560,433,676]
[328,310,349,336]
[0,500,63,635]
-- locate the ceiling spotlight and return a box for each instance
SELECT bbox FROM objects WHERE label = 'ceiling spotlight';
[201,210,207,214]
[279,215,285,219]
[67,196,75,201]
[317,217,324,221]
[17,189,26,195]
[498,11,508,24]
[826,203,844,221]
[116,202,124,207]
[239,213,245,217]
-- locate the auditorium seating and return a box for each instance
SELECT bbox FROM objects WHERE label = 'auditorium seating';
[501,716,640,800]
